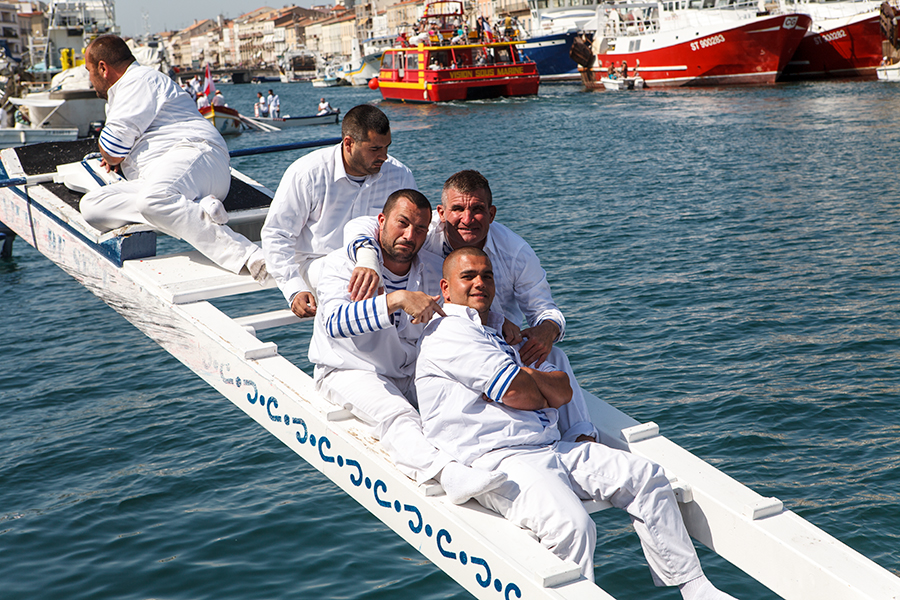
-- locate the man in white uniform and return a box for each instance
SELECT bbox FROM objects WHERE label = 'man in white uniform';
[267,89,280,118]
[79,35,266,281]
[310,190,506,504]
[416,247,737,600]
[261,104,416,319]
[345,170,596,441]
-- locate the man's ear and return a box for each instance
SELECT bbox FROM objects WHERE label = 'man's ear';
[439,278,450,302]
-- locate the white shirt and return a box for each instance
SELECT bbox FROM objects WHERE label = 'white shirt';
[309,246,443,378]
[100,63,226,181]
[196,95,210,109]
[268,93,279,108]
[345,213,566,338]
[416,304,560,466]
[211,93,226,106]
[261,143,417,303]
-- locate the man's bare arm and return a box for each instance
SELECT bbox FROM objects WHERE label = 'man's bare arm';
[522,366,571,409]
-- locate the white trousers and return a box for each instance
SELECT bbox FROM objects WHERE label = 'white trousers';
[472,442,704,586]
[316,368,454,483]
[80,139,257,274]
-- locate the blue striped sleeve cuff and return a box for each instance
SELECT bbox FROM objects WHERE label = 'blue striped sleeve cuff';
[486,361,520,402]
[325,295,390,338]
[99,129,131,157]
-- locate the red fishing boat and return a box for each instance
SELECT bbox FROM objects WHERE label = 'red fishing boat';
[779,0,883,80]
[370,1,539,102]
[572,1,811,88]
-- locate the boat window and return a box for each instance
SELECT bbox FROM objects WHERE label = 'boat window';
[495,47,512,63]
[382,52,394,69]
[407,54,419,70]
[429,49,451,68]
[452,47,473,66]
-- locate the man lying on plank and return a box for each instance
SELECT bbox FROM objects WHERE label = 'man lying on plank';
[415,246,738,600]
[308,189,507,504]
[79,34,267,282]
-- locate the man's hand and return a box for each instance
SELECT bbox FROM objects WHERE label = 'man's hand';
[575,434,597,443]
[502,318,523,345]
[519,320,560,367]
[348,267,382,301]
[387,291,447,324]
[291,291,317,318]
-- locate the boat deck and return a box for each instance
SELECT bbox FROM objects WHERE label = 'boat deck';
[1,140,899,600]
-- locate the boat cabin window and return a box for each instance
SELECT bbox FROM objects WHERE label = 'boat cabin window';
[407,54,419,70]
[428,49,451,68]
[451,47,473,66]
[383,52,395,69]
[494,46,512,64]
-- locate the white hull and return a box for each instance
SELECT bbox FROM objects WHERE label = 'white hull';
[877,62,900,80]
[1,141,899,600]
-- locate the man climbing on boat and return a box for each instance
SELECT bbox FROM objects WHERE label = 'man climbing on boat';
[346,170,598,442]
[261,104,416,319]
[416,246,738,600]
[79,34,267,282]
[308,190,507,504]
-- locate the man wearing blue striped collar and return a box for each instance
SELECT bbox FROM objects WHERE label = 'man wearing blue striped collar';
[416,247,738,600]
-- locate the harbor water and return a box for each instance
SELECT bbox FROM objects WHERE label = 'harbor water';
[2,80,899,599]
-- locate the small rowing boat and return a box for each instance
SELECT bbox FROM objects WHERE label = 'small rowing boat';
[1,139,899,600]
[199,105,243,137]
[253,109,341,128]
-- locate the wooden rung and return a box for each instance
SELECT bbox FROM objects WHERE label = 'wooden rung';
[124,250,276,304]
[234,308,306,332]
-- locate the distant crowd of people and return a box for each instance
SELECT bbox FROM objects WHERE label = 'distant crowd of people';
[398,13,522,47]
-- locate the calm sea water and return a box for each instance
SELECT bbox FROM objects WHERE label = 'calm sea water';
[2,79,899,600]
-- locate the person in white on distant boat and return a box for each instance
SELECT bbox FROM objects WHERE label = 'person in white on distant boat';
[261,104,417,319]
[344,170,598,442]
[267,89,280,118]
[255,91,268,118]
[317,98,332,115]
[211,90,226,106]
[79,34,268,282]
[196,92,210,109]
[416,247,738,600]
[309,190,506,504]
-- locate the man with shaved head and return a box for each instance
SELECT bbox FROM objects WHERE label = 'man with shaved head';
[415,248,738,600]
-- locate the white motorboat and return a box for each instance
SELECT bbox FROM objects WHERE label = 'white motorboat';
[1,138,899,600]
[600,76,644,90]
[877,60,900,80]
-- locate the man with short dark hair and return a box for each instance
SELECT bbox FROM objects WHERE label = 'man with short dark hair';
[416,248,737,600]
[79,34,266,281]
[309,190,506,503]
[261,104,417,319]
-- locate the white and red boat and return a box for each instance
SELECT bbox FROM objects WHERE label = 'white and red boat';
[779,0,883,80]
[573,0,811,88]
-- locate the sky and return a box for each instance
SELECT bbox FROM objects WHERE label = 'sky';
[116,1,318,38]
